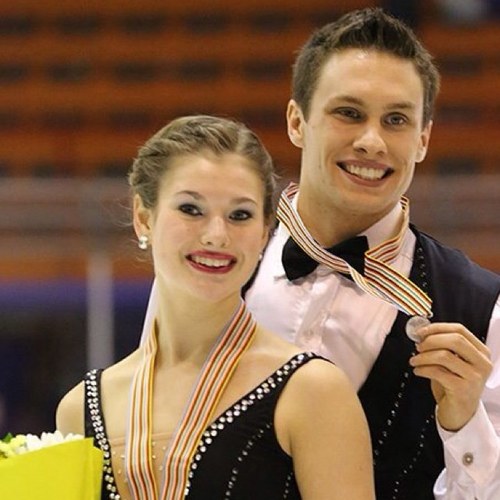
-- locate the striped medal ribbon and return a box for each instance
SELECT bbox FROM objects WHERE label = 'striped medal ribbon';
[125,300,257,499]
[277,182,432,318]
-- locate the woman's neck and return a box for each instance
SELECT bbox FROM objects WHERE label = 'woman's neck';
[154,290,242,368]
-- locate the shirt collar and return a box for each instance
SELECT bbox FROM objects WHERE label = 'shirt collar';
[276,190,405,249]
[361,202,404,248]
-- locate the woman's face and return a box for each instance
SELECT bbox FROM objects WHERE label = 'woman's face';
[134,152,269,304]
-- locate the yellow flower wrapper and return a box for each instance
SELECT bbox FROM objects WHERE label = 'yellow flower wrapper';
[0,437,103,499]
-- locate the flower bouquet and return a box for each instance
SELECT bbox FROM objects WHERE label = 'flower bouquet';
[0,431,103,499]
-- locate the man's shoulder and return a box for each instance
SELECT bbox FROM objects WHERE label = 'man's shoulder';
[412,225,500,286]
[411,226,499,337]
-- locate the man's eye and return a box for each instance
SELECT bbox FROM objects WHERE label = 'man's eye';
[335,107,361,119]
[179,203,201,216]
[386,114,408,126]
[230,210,252,221]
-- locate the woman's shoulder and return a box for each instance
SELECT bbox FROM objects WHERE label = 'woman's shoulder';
[252,326,303,358]
[101,349,140,384]
[278,354,358,417]
[56,350,140,435]
[56,380,85,435]
[273,353,368,466]
[288,356,349,392]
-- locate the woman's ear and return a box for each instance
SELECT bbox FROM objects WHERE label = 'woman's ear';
[133,194,152,239]
[260,225,270,253]
[286,99,305,149]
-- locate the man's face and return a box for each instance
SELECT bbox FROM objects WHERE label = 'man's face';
[287,48,432,226]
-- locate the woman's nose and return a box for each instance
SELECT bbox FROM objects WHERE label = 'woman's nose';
[200,216,230,248]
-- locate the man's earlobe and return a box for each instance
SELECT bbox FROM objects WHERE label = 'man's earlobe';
[415,141,427,163]
[289,134,303,148]
[416,120,432,163]
[286,100,304,148]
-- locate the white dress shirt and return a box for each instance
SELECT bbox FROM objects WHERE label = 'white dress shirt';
[246,199,500,499]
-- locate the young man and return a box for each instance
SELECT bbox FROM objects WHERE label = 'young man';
[245,8,500,500]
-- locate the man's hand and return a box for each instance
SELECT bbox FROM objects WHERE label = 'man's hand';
[409,322,492,431]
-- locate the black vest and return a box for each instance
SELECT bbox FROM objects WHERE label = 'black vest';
[358,227,500,500]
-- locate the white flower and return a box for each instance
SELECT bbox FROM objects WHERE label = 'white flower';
[1,431,83,457]
[0,435,26,458]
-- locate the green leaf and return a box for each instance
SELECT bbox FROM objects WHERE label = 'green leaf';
[1,433,13,443]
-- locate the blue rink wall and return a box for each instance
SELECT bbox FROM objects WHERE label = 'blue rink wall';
[0,279,151,435]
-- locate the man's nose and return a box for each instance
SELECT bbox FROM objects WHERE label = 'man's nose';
[353,123,387,156]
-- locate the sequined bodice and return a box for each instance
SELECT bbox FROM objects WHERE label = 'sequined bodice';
[85,352,320,499]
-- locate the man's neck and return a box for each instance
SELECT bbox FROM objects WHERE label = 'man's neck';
[296,193,404,248]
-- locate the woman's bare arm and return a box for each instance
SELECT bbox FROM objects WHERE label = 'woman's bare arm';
[276,359,375,500]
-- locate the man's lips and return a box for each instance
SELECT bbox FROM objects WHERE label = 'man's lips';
[337,161,393,181]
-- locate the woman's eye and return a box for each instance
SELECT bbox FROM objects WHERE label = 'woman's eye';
[179,203,201,216]
[230,209,252,221]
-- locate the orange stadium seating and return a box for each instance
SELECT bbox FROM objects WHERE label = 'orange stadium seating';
[0,1,497,178]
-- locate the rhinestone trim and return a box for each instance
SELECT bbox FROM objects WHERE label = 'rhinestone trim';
[85,369,120,500]
[86,353,313,500]
[389,245,433,499]
[374,243,434,499]
[185,353,310,497]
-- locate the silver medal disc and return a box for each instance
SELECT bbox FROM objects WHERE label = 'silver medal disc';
[405,316,431,343]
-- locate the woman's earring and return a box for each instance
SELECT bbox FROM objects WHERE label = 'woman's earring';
[138,235,149,250]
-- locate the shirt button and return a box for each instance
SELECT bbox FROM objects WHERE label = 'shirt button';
[462,452,474,466]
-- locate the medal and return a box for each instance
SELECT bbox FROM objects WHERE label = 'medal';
[405,316,431,343]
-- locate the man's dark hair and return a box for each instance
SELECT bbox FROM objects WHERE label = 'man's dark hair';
[292,7,440,125]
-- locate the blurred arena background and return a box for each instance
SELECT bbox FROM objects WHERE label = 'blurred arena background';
[0,0,498,434]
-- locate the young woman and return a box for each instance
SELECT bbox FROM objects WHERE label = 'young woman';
[56,115,375,500]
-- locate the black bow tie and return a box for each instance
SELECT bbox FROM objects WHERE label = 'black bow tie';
[281,235,369,281]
